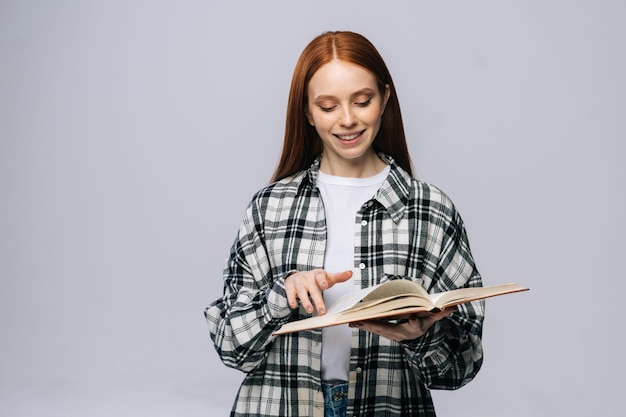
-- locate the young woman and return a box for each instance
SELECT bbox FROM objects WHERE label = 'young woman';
[205,31,484,417]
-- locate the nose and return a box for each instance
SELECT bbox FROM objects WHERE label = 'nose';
[339,106,357,127]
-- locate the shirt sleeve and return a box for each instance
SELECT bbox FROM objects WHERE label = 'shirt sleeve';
[401,201,485,390]
[204,198,294,373]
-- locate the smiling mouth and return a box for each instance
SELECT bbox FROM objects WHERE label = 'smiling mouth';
[334,130,365,141]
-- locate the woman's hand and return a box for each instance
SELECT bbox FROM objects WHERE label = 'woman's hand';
[284,269,353,315]
[349,308,456,342]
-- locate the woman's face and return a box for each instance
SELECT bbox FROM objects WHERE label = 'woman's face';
[306,59,389,176]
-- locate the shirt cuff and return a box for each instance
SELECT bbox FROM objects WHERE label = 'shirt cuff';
[400,320,446,353]
[265,272,295,320]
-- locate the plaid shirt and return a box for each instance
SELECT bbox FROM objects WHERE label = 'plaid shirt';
[205,155,484,417]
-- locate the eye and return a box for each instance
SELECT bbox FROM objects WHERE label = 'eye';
[319,105,336,112]
[355,97,372,107]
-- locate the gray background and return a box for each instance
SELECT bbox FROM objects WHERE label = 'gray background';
[1,1,624,416]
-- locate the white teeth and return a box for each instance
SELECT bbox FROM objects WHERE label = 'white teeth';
[337,132,361,141]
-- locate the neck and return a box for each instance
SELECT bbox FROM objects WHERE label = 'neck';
[319,151,387,178]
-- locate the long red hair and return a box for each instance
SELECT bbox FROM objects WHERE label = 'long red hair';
[270,31,412,182]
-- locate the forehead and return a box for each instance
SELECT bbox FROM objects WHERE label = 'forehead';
[308,60,378,98]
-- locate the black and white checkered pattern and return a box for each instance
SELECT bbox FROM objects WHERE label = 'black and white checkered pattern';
[205,154,484,417]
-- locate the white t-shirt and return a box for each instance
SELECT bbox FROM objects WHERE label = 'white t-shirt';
[316,165,390,382]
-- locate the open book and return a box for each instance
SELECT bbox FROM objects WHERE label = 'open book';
[273,280,528,335]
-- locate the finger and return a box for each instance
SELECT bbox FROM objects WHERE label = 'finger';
[295,284,315,314]
[284,274,299,309]
[430,306,457,321]
[286,273,313,313]
[291,276,324,315]
[350,320,407,341]
[407,308,454,334]
[325,270,353,288]
[314,270,329,290]
[409,314,435,333]
[304,270,326,314]
[414,306,456,321]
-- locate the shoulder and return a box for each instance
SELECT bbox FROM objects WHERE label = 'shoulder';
[252,170,308,202]
[413,180,454,209]
[385,158,455,211]
[393,167,459,223]
[243,169,311,217]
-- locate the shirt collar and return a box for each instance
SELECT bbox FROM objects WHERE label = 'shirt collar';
[303,153,411,224]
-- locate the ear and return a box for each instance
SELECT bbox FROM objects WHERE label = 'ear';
[305,110,314,126]
[381,84,391,114]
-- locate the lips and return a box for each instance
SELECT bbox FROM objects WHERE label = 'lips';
[334,130,365,141]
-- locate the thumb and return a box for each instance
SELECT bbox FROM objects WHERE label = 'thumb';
[326,270,353,287]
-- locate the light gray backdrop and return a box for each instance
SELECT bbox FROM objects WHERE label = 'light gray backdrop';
[1,1,624,416]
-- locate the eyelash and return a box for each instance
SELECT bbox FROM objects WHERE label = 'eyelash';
[319,98,372,112]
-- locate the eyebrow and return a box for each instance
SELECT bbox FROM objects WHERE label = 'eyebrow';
[312,88,376,102]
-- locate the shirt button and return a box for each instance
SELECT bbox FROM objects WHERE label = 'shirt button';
[359,263,366,270]
[355,367,362,374]
[361,220,367,226]
[367,201,374,207]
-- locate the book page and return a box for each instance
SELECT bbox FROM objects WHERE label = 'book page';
[433,283,528,309]
[325,285,381,315]
[274,281,529,336]
[361,279,428,303]
[327,279,431,315]
[274,295,435,335]
[340,295,432,318]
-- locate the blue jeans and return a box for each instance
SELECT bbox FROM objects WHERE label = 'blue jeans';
[322,382,348,417]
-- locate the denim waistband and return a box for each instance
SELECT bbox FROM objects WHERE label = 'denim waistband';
[322,381,348,417]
